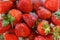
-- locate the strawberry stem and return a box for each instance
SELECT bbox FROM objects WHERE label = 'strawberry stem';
[42,22,50,35]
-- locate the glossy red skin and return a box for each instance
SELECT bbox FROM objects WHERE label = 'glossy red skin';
[45,34,53,40]
[34,36,46,40]
[0,21,10,34]
[51,15,60,25]
[15,23,31,37]
[22,13,38,28]
[9,9,22,22]
[17,0,33,12]
[4,34,18,40]
[44,0,58,12]
[36,7,51,20]
[58,0,60,9]
[37,21,49,35]
[32,0,40,11]
[0,1,13,14]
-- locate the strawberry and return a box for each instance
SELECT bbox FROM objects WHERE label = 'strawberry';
[0,21,10,34]
[16,0,33,12]
[0,1,13,14]
[37,21,50,35]
[36,7,51,20]
[34,36,46,40]
[44,0,58,12]
[1,9,22,27]
[4,33,18,40]
[15,23,31,37]
[9,9,22,23]
[22,13,38,28]
[51,12,60,25]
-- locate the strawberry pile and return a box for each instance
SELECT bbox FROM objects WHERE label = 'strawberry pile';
[0,0,60,40]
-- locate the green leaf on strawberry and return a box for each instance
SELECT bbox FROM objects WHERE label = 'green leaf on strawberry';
[2,14,15,27]
[42,22,50,35]
[2,20,9,27]
[7,14,15,23]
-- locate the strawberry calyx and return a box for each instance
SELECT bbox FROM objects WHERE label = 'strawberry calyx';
[2,14,15,27]
[2,20,9,27]
[7,14,15,28]
[2,14,9,27]
[55,12,60,19]
[53,27,60,40]
[42,22,50,35]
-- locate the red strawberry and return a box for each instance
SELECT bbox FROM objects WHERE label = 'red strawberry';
[9,9,22,23]
[37,21,50,35]
[36,7,51,20]
[22,13,38,28]
[0,21,10,34]
[34,36,46,40]
[0,1,13,14]
[44,0,58,12]
[51,12,60,25]
[15,23,31,37]
[16,0,33,12]
[4,33,18,40]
